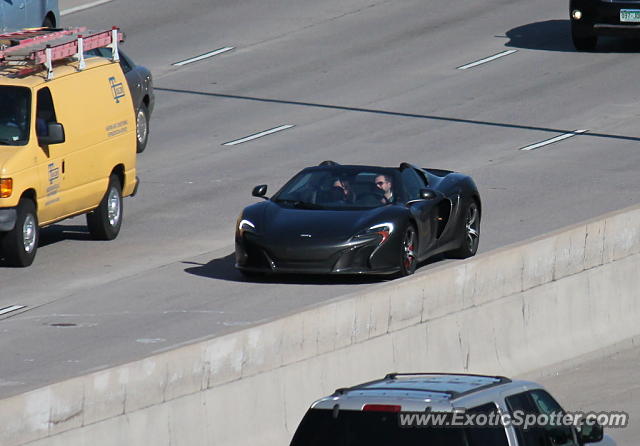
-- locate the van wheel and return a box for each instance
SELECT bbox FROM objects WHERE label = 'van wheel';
[136,104,149,153]
[87,175,123,240]
[1,199,39,267]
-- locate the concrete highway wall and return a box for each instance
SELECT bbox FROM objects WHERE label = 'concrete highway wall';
[2,204,640,446]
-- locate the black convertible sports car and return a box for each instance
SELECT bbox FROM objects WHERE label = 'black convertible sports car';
[234,162,481,277]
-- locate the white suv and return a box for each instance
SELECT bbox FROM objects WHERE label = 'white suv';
[290,373,617,446]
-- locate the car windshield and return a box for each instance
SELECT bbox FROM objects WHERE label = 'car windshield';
[0,86,31,146]
[290,409,503,446]
[272,167,401,210]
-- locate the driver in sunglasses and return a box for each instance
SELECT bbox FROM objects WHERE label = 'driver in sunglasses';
[374,174,395,204]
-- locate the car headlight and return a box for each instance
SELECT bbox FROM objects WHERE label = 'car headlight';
[237,218,256,234]
[356,222,395,245]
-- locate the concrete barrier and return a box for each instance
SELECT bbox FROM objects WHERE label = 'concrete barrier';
[2,204,640,446]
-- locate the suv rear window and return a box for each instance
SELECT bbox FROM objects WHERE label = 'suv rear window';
[290,406,509,446]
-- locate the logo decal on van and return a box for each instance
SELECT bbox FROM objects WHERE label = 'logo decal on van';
[109,76,126,104]
[47,162,59,185]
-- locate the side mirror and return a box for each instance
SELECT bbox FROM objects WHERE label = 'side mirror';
[578,421,604,444]
[419,188,440,200]
[38,123,65,145]
[252,184,268,199]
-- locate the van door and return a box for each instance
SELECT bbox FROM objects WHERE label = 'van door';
[1,0,27,31]
[35,86,66,224]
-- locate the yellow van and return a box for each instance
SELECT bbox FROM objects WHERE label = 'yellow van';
[0,28,138,266]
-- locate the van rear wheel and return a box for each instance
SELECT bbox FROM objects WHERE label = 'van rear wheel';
[87,175,123,240]
[42,16,55,28]
[1,199,39,267]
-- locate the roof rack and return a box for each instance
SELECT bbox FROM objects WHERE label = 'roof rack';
[384,372,511,383]
[333,373,512,399]
[334,386,456,398]
[0,26,124,80]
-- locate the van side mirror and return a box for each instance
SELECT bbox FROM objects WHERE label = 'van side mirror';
[252,184,268,199]
[38,123,65,145]
[578,421,604,444]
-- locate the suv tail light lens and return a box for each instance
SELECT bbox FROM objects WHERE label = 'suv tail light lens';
[363,404,401,412]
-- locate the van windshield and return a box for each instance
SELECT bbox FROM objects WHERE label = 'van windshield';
[0,86,31,146]
[290,409,509,446]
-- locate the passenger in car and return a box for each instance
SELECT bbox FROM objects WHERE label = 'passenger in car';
[332,177,356,203]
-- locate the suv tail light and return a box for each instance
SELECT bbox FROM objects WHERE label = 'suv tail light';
[363,404,401,412]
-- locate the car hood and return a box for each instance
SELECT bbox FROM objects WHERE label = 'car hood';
[246,201,404,241]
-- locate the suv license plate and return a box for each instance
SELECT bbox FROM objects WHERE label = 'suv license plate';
[621,9,640,22]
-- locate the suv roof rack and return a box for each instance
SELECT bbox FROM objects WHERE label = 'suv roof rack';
[333,373,512,400]
[0,26,124,80]
[384,372,511,382]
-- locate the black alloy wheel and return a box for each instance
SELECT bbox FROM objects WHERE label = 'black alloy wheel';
[449,200,480,259]
[398,224,418,277]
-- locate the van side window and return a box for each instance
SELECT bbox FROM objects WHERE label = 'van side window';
[36,88,57,137]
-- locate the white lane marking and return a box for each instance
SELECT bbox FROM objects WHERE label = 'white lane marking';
[520,129,589,151]
[223,125,295,146]
[0,305,26,316]
[173,47,234,66]
[457,50,518,70]
[61,0,113,15]
[137,338,166,344]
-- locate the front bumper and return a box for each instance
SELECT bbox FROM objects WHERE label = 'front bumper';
[0,207,17,231]
[572,0,640,35]
[235,232,400,275]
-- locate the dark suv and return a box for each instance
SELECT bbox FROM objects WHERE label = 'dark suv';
[570,0,640,50]
[290,373,616,446]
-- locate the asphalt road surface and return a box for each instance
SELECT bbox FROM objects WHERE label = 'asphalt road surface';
[1,0,639,406]
[529,342,640,445]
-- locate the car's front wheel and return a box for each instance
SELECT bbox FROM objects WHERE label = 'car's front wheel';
[87,175,123,240]
[398,224,418,277]
[449,200,480,259]
[1,199,39,267]
[136,104,149,153]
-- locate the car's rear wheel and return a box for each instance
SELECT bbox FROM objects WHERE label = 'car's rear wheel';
[87,175,123,240]
[449,200,480,259]
[571,24,597,51]
[136,104,149,153]
[398,224,418,277]
[42,16,55,28]
[1,199,39,267]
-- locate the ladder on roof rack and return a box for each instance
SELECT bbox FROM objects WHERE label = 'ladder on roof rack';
[0,26,124,80]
